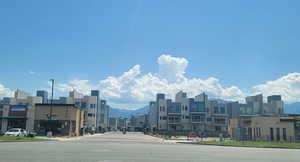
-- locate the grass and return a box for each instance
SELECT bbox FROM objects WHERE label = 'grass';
[196,140,300,149]
[0,136,45,141]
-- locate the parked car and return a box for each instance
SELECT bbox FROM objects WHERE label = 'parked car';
[4,128,27,137]
[27,130,37,137]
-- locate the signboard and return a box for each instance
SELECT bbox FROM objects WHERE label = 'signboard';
[10,105,26,111]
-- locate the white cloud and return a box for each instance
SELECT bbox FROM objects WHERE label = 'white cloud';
[48,55,300,109]
[253,73,300,103]
[0,84,14,98]
[158,54,188,83]
[28,70,36,75]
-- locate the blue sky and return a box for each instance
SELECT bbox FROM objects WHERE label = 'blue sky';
[1,0,300,108]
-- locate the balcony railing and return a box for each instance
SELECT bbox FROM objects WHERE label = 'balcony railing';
[191,119,206,123]
[168,120,181,124]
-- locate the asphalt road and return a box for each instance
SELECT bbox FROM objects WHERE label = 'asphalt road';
[0,132,300,162]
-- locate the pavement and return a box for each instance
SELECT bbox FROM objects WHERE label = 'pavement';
[0,132,300,162]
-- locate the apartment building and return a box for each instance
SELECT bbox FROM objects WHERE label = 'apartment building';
[36,90,48,104]
[149,91,286,137]
[98,100,109,131]
[66,90,106,131]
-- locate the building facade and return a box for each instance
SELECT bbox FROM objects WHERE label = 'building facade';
[34,104,84,136]
[229,115,295,142]
[149,91,286,137]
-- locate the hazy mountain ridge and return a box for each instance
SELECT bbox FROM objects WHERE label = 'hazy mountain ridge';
[110,106,149,118]
[284,102,300,114]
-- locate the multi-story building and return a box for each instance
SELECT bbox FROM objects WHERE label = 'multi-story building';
[98,100,109,131]
[149,101,157,132]
[0,90,42,133]
[36,90,48,104]
[149,91,286,137]
[128,114,147,131]
[0,89,111,135]
[66,90,102,131]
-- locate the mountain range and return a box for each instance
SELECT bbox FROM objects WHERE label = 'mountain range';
[110,106,149,118]
[284,102,300,114]
[110,102,300,118]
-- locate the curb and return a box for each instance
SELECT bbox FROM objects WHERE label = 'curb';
[0,140,51,143]
[177,142,300,149]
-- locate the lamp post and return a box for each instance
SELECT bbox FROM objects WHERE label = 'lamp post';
[46,79,54,137]
[49,79,54,120]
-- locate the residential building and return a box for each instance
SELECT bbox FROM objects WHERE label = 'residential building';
[245,94,263,114]
[36,90,48,104]
[149,91,286,137]
[109,117,118,131]
[128,114,147,131]
[149,101,158,132]
[98,100,109,131]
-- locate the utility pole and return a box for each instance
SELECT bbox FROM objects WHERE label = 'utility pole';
[49,79,54,120]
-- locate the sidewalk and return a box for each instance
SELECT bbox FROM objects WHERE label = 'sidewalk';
[37,133,101,141]
[152,135,225,143]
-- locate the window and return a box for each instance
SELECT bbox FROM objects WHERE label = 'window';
[283,128,287,141]
[215,126,221,131]
[185,116,190,119]
[270,128,274,141]
[214,118,226,124]
[207,118,212,122]
[220,107,225,114]
[276,128,280,141]
[214,107,218,114]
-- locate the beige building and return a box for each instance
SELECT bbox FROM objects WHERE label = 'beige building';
[229,115,295,142]
[34,104,84,136]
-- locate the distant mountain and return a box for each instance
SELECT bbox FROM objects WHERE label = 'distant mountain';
[110,106,149,118]
[284,102,300,114]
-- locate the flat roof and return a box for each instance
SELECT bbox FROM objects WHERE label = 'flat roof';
[35,103,80,108]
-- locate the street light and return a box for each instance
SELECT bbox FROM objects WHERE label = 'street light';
[49,79,54,120]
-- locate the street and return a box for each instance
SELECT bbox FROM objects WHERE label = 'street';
[0,132,299,162]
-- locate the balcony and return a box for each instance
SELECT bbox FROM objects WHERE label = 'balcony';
[168,119,181,124]
[168,115,181,124]
[213,118,227,126]
[191,115,206,123]
[190,110,206,114]
[191,118,206,123]
[212,113,228,117]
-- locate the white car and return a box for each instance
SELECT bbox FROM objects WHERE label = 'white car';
[4,128,27,137]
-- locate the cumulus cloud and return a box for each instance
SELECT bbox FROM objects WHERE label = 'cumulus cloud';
[50,55,299,109]
[53,55,249,109]
[158,54,188,83]
[0,84,14,98]
[253,73,300,103]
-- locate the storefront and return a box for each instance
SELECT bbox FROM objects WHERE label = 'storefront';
[0,105,28,132]
[34,104,83,136]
